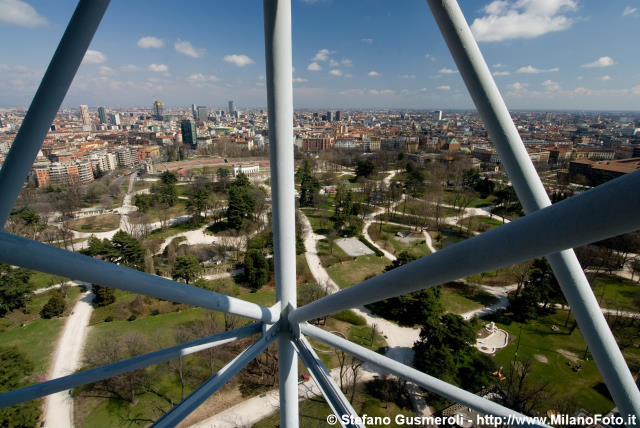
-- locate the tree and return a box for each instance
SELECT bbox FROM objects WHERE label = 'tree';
[0,347,40,427]
[355,159,375,178]
[405,168,426,198]
[172,255,202,284]
[111,231,145,270]
[186,187,211,223]
[244,249,270,290]
[161,171,178,185]
[40,291,66,318]
[134,193,152,213]
[297,159,320,207]
[93,285,116,307]
[498,359,551,415]
[226,174,255,230]
[0,265,32,316]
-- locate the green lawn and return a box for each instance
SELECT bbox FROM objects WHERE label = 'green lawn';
[491,311,632,413]
[440,284,498,315]
[432,227,472,250]
[458,215,505,233]
[592,275,640,312]
[25,269,69,290]
[300,207,333,234]
[69,213,121,233]
[367,223,431,259]
[326,254,389,289]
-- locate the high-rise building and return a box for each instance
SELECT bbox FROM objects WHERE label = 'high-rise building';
[98,106,108,124]
[192,104,197,119]
[153,101,164,120]
[80,105,91,126]
[109,113,120,126]
[326,111,334,122]
[335,111,341,122]
[228,100,235,114]
[433,110,443,121]
[197,106,208,121]
[181,119,197,148]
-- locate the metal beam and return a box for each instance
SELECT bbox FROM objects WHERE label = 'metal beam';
[0,233,277,322]
[425,0,640,417]
[152,323,280,428]
[263,0,298,426]
[0,0,110,226]
[289,169,640,324]
[301,324,547,428]
[0,323,261,408]
[294,335,364,428]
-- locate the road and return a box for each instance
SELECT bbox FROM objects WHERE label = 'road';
[43,284,93,428]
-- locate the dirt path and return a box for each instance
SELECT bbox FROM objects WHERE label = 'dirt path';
[43,285,94,428]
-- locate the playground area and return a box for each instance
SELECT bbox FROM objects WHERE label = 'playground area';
[475,322,509,354]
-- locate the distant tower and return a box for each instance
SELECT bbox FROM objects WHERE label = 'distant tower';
[80,105,91,126]
[228,100,235,114]
[335,110,341,122]
[197,106,208,121]
[98,106,108,124]
[153,101,164,120]
[109,113,120,126]
[192,104,197,119]
[433,110,443,121]
[326,111,334,122]
[180,119,197,149]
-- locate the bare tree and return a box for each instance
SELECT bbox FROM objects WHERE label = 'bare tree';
[499,359,552,415]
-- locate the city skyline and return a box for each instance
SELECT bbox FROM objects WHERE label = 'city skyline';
[0,0,639,110]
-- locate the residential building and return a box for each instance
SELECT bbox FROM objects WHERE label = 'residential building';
[181,119,197,148]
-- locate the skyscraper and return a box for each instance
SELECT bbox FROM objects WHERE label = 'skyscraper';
[433,110,443,121]
[181,119,197,149]
[228,100,235,114]
[153,101,164,120]
[335,110,341,122]
[326,111,334,122]
[98,106,108,124]
[192,104,197,119]
[80,105,91,126]
[197,106,208,121]
[109,113,120,126]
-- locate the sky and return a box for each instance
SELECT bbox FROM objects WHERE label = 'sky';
[0,0,639,111]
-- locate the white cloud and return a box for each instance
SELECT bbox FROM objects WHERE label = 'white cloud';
[344,73,352,78]
[399,74,416,79]
[470,0,577,42]
[83,50,107,64]
[632,85,640,95]
[307,62,322,71]
[148,63,168,73]
[508,81,528,90]
[368,71,380,77]
[174,40,206,58]
[338,88,365,96]
[120,64,142,72]
[494,63,505,68]
[369,89,394,96]
[493,71,510,76]
[187,73,219,83]
[361,38,373,44]
[98,66,115,76]
[439,67,458,74]
[0,0,46,27]
[137,36,164,49]
[329,69,342,76]
[341,58,353,67]
[622,6,637,16]
[425,53,436,61]
[437,85,451,91]
[329,59,339,67]
[542,79,560,91]
[293,77,308,83]
[224,54,254,67]
[312,49,331,62]
[601,75,611,81]
[516,65,559,73]
[582,56,616,68]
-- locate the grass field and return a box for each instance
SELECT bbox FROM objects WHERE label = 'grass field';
[491,311,636,413]
[440,283,498,315]
[69,213,121,233]
[300,207,333,234]
[592,275,640,311]
[326,254,389,289]
[458,215,505,233]
[25,269,69,290]
[367,223,431,259]
[431,227,472,250]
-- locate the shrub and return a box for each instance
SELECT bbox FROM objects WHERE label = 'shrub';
[333,310,366,326]
[40,292,66,319]
[104,316,114,322]
[127,314,137,322]
[358,236,384,257]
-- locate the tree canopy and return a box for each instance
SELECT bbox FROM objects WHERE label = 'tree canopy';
[0,265,32,316]
[173,255,202,284]
[244,249,270,290]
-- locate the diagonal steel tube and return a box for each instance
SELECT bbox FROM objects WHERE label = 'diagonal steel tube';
[426,0,640,417]
[0,0,110,227]
[0,233,277,322]
[0,323,261,408]
[301,324,548,428]
[263,0,298,426]
[152,323,280,428]
[293,335,364,428]
[289,169,640,324]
